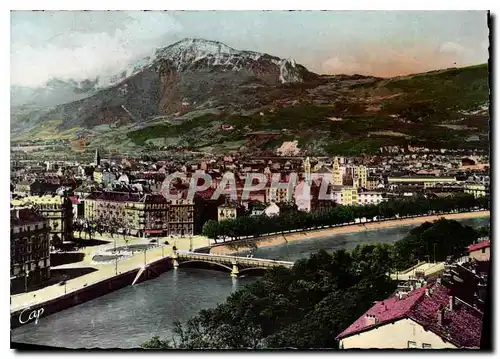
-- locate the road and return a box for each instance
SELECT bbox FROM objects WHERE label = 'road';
[10,234,211,312]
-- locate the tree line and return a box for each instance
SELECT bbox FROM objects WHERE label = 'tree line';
[142,217,485,349]
[202,193,488,241]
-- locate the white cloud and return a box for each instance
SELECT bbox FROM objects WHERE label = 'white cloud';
[439,41,466,54]
[11,11,183,87]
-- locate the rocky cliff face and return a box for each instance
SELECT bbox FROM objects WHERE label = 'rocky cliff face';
[14,38,316,132]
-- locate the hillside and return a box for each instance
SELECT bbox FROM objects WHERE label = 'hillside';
[10,38,490,157]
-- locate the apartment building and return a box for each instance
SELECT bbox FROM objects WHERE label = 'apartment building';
[168,198,194,236]
[84,191,169,237]
[11,195,73,245]
[11,209,51,292]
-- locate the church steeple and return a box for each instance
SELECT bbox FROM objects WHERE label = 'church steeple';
[94,148,101,167]
[332,156,342,186]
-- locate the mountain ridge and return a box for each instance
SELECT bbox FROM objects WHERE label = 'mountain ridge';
[10,38,489,157]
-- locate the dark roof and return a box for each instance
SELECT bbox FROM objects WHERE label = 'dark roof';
[143,194,167,204]
[336,283,483,348]
[86,191,142,202]
[11,208,44,226]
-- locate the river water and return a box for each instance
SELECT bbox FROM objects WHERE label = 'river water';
[11,216,489,349]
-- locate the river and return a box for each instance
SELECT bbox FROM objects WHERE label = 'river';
[11,216,489,349]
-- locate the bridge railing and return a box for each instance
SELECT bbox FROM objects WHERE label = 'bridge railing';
[176,251,294,266]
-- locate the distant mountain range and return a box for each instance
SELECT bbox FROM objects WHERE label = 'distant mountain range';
[10,38,490,157]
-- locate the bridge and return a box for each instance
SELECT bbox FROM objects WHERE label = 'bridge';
[172,251,294,277]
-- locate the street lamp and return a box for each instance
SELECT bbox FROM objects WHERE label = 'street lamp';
[143,249,147,267]
[61,275,69,294]
[114,237,118,275]
[24,265,30,293]
[433,243,437,263]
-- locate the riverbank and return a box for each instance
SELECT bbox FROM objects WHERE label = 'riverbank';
[209,211,490,255]
[10,234,209,314]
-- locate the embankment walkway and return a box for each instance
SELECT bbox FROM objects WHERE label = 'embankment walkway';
[208,210,490,255]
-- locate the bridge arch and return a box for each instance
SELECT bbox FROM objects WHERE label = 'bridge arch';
[238,267,268,276]
[177,260,233,272]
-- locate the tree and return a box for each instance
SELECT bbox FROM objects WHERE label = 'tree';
[141,336,172,349]
[202,220,219,239]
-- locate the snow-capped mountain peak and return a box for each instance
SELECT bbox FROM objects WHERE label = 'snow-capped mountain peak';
[153,38,307,83]
[98,38,311,89]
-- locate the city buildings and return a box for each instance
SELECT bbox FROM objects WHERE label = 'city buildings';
[11,208,51,292]
[11,195,73,245]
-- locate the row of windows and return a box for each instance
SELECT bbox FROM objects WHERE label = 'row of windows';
[12,224,47,234]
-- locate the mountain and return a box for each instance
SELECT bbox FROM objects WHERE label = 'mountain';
[10,39,489,157]
[11,38,316,135]
[11,78,100,108]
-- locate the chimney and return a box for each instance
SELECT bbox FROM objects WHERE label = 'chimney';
[425,288,430,297]
[365,314,377,327]
[437,305,445,326]
[449,296,455,311]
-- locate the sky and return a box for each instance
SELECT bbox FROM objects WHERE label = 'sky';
[11,11,490,87]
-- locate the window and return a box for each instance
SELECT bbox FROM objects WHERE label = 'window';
[481,248,486,253]
[407,341,417,349]
[422,343,432,349]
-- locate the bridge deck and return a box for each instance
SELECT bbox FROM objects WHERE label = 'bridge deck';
[176,252,294,268]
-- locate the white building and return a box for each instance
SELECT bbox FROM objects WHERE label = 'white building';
[358,191,386,206]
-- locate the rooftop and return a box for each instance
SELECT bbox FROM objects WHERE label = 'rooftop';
[467,240,490,253]
[336,283,483,348]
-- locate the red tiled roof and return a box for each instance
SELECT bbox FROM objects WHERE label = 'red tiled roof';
[467,240,490,253]
[336,286,427,340]
[408,284,483,348]
[336,283,483,348]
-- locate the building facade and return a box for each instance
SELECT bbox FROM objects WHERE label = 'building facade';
[267,186,293,203]
[354,165,368,188]
[11,209,51,292]
[218,203,239,221]
[84,192,169,237]
[340,187,358,206]
[357,191,386,206]
[464,183,488,198]
[467,240,490,261]
[168,198,194,236]
[11,195,73,245]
